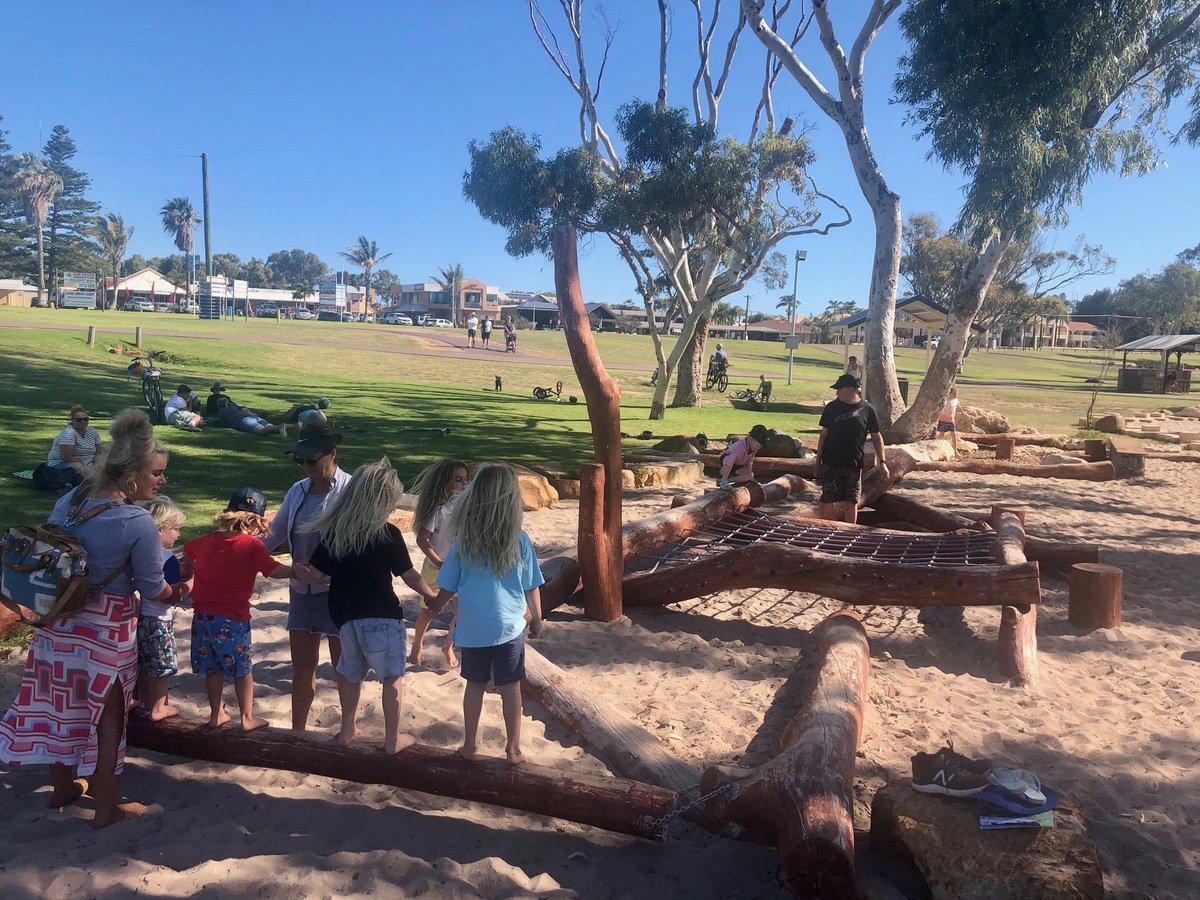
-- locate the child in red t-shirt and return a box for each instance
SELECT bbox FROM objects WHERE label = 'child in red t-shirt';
[184,488,292,730]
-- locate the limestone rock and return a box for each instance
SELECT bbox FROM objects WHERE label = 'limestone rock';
[651,435,701,454]
[624,459,705,489]
[386,493,419,533]
[1179,406,1200,418]
[955,405,1012,434]
[760,433,810,458]
[524,462,581,500]
[1039,453,1083,465]
[1093,414,1125,434]
[471,462,558,511]
[870,782,1104,900]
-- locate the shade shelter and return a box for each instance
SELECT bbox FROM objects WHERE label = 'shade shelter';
[1115,334,1200,393]
[832,295,982,371]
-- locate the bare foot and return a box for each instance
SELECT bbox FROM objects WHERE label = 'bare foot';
[406,649,420,667]
[241,714,270,732]
[506,746,525,766]
[336,725,358,748]
[48,778,88,809]
[385,734,417,754]
[208,708,231,728]
[442,643,458,669]
[92,801,149,830]
[149,704,179,722]
[459,743,477,761]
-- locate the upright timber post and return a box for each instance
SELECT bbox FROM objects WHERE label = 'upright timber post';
[579,463,621,620]
[201,153,212,277]
[134,325,142,348]
[552,225,623,621]
[86,325,95,347]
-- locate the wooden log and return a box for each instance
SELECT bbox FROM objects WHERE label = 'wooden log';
[912,459,1116,481]
[522,643,698,794]
[126,715,676,841]
[579,463,621,621]
[992,509,1039,688]
[994,437,1016,460]
[958,431,1062,446]
[1082,438,1107,462]
[622,540,1041,610]
[699,453,816,478]
[701,611,870,897]
[991,504,1030,526]
[540,554,582,613]
[1068,563,1123,629]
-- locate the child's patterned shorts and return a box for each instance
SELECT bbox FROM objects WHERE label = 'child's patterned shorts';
[191,613,252,678]
[136,615,178,677]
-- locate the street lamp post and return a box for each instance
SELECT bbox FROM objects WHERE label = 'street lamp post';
[786,249,808,385]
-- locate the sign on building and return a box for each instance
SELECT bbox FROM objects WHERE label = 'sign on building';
[317,280,347,310]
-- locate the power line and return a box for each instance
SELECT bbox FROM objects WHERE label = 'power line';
[73,149,199,160]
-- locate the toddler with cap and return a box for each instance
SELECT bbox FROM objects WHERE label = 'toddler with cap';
[184,487,294,730]
[717,423,770,489]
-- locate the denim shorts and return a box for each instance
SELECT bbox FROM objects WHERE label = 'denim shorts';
[460,634,525,687]
[936,420,957,433]
[336,618,407,683]
[191,613,252,678]
[287,588,338,636]
[236,414,271,433]
[137,615,179,677]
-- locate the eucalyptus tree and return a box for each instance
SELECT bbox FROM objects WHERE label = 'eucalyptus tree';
[94,213,134,310]
[9,153,63,306]
[340,236,391,318]
[160,197,200,295]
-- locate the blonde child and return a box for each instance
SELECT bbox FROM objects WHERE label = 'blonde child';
[303,458,438,752]
[937,386,961,454]
[136,497,188,721]
[184,488,292,731]
[430,464,544,765]
[408,458,469,668]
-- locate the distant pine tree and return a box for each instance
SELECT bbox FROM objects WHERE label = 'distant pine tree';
[43,125,102,293]
[0,115,33,281]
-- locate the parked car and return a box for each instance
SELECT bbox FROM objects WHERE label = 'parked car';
[255,305,278,318]
[382,312,413,325]
[293,308,314,320]
[174,301,198,314]
[426,318,453,328]
[125,300,155,313]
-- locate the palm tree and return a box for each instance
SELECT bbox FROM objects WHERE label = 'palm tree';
[340,236,391,320]
[432,262,465,326]
[94,213,134,310]
[10,153,64,306]
[160,197,200,296]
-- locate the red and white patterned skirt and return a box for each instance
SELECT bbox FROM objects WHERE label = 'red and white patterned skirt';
[0,592,139,776]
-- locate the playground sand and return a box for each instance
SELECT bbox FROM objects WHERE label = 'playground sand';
[0,462,1197,897]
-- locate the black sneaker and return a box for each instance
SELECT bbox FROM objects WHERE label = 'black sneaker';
[911,742,992,797]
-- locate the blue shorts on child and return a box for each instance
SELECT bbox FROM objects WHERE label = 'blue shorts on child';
[460,634,525,687]
[336,618,407,683]
[191,613,252,679]
[137,615,179,677]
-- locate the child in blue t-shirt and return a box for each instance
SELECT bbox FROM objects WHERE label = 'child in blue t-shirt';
[432,463,544,765]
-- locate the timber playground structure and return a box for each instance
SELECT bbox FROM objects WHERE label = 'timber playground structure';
[119,226,1115,897]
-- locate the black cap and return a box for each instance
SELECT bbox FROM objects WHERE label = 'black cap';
[831,373,861,390]
[749,423,771,444]
[211,382,226,393]
[177,383,191,395]
[290,425,341,458]
[226,487,267,515]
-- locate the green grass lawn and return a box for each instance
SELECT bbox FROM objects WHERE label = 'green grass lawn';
[0,309,1179,535]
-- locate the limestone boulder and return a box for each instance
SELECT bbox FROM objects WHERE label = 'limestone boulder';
[524,461,581,500]
[1179,406,1200,419]
[387,493,418,533]
[870,782,1104,900]
[1094,414,1125,434]
[759,433,810,458]
[1039,453,1083,465]
[470,462,558,511]
[956,405,1012,434]
[651,435,701,454]
[624,458,705,489]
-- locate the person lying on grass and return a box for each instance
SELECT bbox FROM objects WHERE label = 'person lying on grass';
[429,463,544,766]
[297,457,437,753]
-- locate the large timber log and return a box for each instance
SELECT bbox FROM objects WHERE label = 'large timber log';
[126,715,676,841]
[622,540,1041,610]
[700,611,870,897]
[957,431,1062,446]
[912,459,1117,481]
[539,553,582,613]
[522,643,698,794]
[991,508,1040,688]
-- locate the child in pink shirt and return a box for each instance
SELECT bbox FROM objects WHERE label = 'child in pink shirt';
[718,424,770,488]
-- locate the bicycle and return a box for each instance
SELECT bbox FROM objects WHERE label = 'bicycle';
[141,365,165,424]
[532,380,564,401]
[704,360,729,393]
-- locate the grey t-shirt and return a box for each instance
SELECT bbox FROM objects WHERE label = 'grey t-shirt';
[49,490,168,600]
[290,488,331,595]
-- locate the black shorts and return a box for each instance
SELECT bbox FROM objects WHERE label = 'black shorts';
[459,634,525,686]
[818,466,861,504]
[467,328,477,337]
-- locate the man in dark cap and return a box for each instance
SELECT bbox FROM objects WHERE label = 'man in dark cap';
[815,374,888,523]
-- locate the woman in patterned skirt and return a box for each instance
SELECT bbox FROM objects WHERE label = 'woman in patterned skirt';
[0,409,188,828]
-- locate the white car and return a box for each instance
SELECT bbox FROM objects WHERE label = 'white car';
[293,309,314,320]
[382,313,413,325]
[427,318,453,328]
[127,300,155,313]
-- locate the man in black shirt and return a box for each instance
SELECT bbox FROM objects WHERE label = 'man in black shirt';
[815,374,888,523]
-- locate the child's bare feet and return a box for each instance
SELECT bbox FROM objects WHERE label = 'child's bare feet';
[92,801,148,829]
[458,743,477,761]
[385,733,417,754]
[241,714,269,732]
[406,648,421,667]
[442,642,458,669]
[149,704,179,722]
[506,745,525,766]
[336,724,358,748]
[48,778,88,809]
[208,707,231,728]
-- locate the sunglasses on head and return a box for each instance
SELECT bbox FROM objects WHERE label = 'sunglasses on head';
[72,416,90,423]
[293,451,329,467]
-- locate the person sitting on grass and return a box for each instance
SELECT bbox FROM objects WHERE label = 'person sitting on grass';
[408,458,470,669]
[936,385,961,454]
[163,384,203,430]
[717,424,770,489]
[301,458,438,752]
[430,463,545,765]
[35,405,102,490]
[184,488,293,731]
[205,383,279,436]
[815,374,889,524]
[135,496,189,721]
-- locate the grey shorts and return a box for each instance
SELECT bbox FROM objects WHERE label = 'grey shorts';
[460,634,525,687]
[336,618,407,683]
[287,589,338,636]
[936,421,957,433]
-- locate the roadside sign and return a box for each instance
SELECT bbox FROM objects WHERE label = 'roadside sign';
[62,271,96,288]
[317,280,346,309]
[58,289,97,309]
[784,335,802,350]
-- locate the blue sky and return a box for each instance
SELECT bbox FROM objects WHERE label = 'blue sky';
[4,1,1198,317]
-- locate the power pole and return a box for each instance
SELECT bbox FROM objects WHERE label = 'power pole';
[787,249,808,385]
[744,295,750,341]
[201,153,212,277]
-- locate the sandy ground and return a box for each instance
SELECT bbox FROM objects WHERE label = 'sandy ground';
[1,462,1198,898]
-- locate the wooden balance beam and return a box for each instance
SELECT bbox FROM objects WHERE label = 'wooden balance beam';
[912,459,1116,481]
[956,431,1062,446]
[125,716,676,841]
[701,611,870,897]
[992,508,1039,687]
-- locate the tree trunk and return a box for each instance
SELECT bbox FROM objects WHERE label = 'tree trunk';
[364,263,372,319]
[110,260,119,309]
[672,315,709,408]
[35,224,46,306]
[862,186,905,425]
[887,231,1014,443]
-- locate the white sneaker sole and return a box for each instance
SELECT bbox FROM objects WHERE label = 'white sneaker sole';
[912,781,987,797]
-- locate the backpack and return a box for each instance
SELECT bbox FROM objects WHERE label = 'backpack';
[1,499,126,627]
